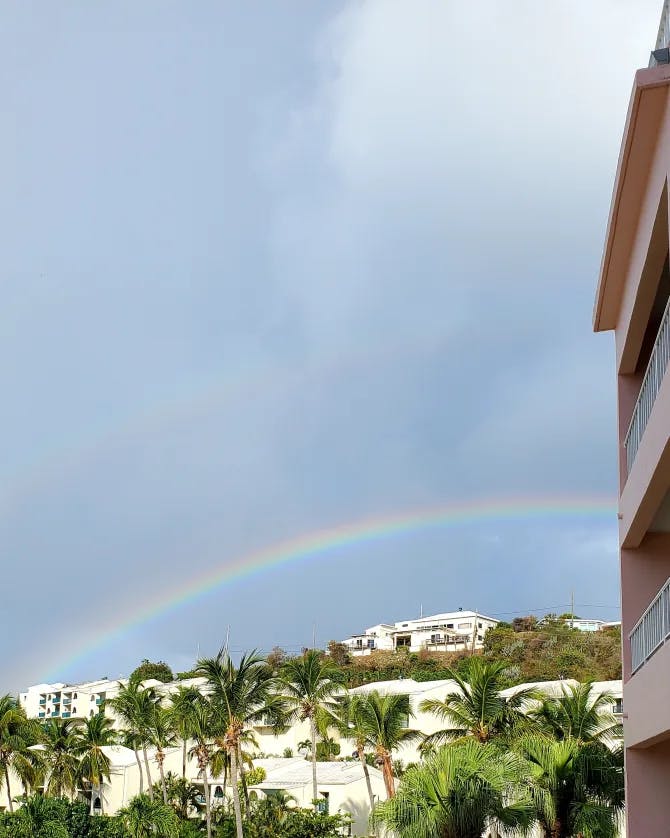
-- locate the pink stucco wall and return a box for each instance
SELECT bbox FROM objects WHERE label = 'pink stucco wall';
[626,739,670,836]
[621,533,670,680]
[599,68,670,838]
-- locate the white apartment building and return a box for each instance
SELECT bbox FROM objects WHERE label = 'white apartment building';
[19,678,121,722]
[342,609,499,656]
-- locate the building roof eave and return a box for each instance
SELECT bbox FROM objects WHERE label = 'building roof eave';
[594,64,670,333]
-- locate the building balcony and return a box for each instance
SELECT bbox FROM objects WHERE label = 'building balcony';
[631,577,670,673]
[39,698,46,705]
[624,297,670,476]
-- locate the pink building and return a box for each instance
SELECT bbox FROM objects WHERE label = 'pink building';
[594,5,670,834]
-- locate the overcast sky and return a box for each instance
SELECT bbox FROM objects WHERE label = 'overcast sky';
[0,1,661,690]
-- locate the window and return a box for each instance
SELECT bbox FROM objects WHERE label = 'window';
[446,623,454,628]
[614,699,623,715]
[478,622,483,628]
[430,634,441,644]
[458,622,472,629]
[477,635,483,641]
[367,638,375,649]
[214,786,224,799]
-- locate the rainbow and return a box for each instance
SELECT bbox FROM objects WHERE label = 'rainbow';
[43,494,618,681]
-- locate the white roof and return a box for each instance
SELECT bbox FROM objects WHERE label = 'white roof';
[252,758,383,788]
[350,678,457,696]
[500,679,622,699]
[100,746,141,767]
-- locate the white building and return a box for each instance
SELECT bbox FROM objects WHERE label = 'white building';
[342,610,499,656]
[19,678,121,722]
[250,757,387,835]
[349,677,623,765]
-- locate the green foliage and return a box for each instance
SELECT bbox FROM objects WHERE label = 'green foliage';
[243,766,266,787]
[244,805,350,838]
[325,641,350,667]
[119,794,180,837]
[419,657,539,747]
[374,740,533,838]
[482,620,622,682]
[315,740,340,760]
[129,660,175,686]
[0,797,126,838]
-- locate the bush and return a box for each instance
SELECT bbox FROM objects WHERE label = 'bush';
[129,659,175,685]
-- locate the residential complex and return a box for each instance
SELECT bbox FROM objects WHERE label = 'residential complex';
[341,609,498,656]
[12,673,623,825]
[593,3,670,834]
[20,679,115,721]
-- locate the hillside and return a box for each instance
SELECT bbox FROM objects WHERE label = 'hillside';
[329,617,622,687]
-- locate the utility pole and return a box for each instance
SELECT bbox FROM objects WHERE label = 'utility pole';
[571,592,574,629]
[312,624,316,650]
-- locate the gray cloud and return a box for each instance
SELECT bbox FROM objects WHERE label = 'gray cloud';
[0,0,657,690]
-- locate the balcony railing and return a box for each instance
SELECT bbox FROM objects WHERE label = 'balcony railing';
[624,296,670,475]
[630,577,670,672]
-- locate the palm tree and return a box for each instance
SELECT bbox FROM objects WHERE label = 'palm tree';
[197,649,279,838]
[0,695,39,811]
[532,681,622,744]
[350,690,419,798]
[209,726,257,805]
[419,658,539,747]
[40,718,81,799]
[279,650,343,806]
[374,739,533,838]
[119,792,180,838]
[168,685,203,779]
[518,734,624,838]
[187,699,215,838]
[9,793,70,838]
[149,705,177,805]
[330,694,376,817]
[72,713,116,812]
[108,681,159,800]
[250,789,297,832]
[159,771,204,820]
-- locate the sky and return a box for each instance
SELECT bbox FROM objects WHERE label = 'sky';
[0,0,662,690]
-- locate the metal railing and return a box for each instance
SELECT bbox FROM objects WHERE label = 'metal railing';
[624,296,670,474]
[630,577,670,672]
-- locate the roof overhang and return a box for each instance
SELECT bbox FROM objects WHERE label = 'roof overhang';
[594,64,670,332]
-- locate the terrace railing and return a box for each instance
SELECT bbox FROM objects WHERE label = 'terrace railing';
[630,577,670,672]
[624,296,670,475]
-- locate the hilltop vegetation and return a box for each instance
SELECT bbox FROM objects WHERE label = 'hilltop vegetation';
[325,616,621,687]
